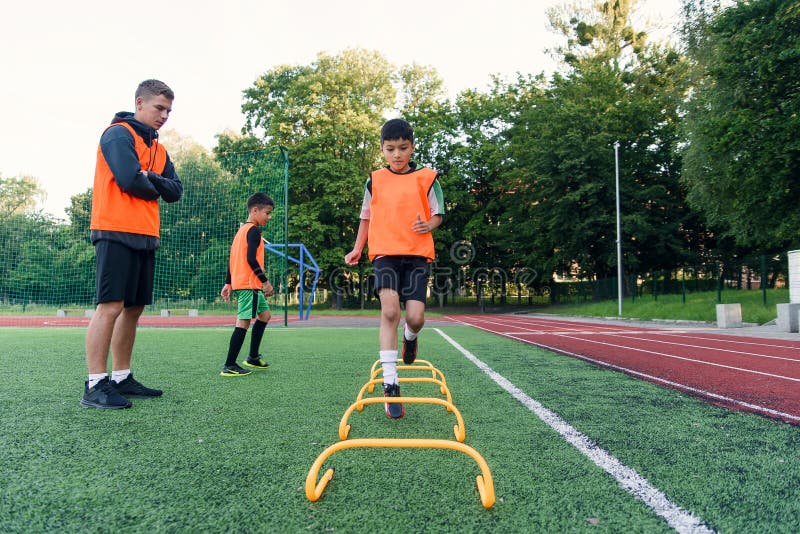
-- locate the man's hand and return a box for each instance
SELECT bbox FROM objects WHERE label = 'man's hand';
[220,284,232,301]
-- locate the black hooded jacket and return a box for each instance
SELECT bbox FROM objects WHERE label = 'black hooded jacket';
[91,112,182,250]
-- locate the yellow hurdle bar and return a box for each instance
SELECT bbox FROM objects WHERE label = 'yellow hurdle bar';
[339,396,466,442]
[356,378,453,408]
[305,438,495,509]
[368,359,447,393]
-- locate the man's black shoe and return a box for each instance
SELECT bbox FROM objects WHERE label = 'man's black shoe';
[111,373,163,398]
[80,377,132,409]
[402,336,418,364]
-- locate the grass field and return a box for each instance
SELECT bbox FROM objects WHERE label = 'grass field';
[543,288,789,324]
[1,325,799,533]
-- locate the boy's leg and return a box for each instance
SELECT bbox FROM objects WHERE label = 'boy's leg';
[244,307,271,369]
[402,300,425,364]
[378,288,404,419]
[400,257,430,364]
[221,289,256,377]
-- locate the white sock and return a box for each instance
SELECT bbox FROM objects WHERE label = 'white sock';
[404,324,419,341]
[111,369,131,384]
[380,350,398,385]
[88,373,107,389]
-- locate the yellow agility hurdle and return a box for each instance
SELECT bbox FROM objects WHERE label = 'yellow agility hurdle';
[368,359,447,393]
[339,395,466,442]
[305,438,496,509]
[355,377,453,408]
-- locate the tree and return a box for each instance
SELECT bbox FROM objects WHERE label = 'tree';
[503,0,699,281]
[241,49,399,286]
[0,174,45,220]
[680,0,800,252]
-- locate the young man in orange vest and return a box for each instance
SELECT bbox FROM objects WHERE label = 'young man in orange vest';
[219,193,274,376]
[345,118,444,419]
[81,79,182,409]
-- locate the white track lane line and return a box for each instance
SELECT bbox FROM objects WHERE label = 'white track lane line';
[444,319,800,422]
[450,317,800,382]
[549,335,800,383]
[593,333,800,364]
[434,328,716,534]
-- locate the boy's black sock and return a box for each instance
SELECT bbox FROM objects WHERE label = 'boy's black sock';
[226,327,248,366]
[249,319,268,358]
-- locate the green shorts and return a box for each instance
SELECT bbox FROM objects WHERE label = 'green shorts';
[234,289,270,320]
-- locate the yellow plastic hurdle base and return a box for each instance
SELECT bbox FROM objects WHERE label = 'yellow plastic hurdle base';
[305,438,496,509]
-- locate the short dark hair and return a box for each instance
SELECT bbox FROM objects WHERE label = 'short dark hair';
[136,79,174,101]
[247,192,274,210]
[381,118,414,144]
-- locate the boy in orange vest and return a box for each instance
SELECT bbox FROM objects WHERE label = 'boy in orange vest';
[345,119,444,419]
[81,79,182,410]
[219,193,275,376]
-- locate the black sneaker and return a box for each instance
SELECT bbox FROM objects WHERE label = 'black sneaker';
[80,377,132,409]
[242,355,269,370]
[402,336,418,364]
[111,373,163,398]
[220,363,252,377]
[383,383,404,419]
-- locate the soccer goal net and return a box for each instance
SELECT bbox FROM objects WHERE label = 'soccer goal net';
[0,147,289,325]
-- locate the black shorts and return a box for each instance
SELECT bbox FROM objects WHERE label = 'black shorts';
[95,240,155,307]
[372,256,430,304]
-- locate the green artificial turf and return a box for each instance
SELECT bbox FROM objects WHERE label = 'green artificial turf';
[1,326,798,533]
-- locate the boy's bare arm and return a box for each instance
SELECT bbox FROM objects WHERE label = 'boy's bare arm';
[412,213,442,234]
[345,219,369,265]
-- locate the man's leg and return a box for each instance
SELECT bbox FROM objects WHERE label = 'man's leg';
[82,300,131,409]
[86,301,124,374]
[109,305,163,397]
[111,305,144,372]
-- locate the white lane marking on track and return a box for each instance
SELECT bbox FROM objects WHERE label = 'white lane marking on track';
[446,318,800,422]
[462,315,800,351]
[590,333,800,363]
[450,317,800,381]
[548,335,800,382]
[434,328,717,534]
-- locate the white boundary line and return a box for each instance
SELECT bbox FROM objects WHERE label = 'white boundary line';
[434,328,716,534]
[448,317,800,421]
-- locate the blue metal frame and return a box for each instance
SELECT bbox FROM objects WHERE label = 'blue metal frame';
[263,243,320,320]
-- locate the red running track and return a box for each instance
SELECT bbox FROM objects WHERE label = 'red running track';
[446,314,800,425]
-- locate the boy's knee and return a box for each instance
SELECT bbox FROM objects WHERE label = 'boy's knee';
[258,311,271,323]
[381,307,401,325]
[406,315,425,332]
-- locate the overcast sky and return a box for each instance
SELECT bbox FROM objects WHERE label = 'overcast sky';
[0,0,681,217]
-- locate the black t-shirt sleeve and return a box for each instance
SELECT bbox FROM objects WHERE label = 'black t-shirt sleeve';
[246,226,269,283]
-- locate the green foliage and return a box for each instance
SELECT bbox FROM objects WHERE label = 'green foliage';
[242,49,435,283]
[501,1,697,280]
[0,147,287,310]
[0,174,44,220]
[680,0,800,251]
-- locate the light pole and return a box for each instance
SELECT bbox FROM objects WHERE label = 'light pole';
[614,141,623,316]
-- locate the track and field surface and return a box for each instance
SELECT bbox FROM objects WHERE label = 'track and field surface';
[446,314,800,425]
[2,321,799,532]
